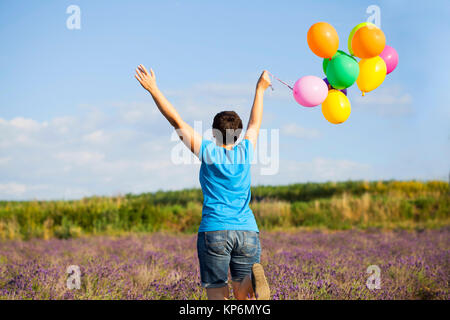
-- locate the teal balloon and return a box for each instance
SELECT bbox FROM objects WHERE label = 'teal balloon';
[325,52,359,90]
[322,50,346,75]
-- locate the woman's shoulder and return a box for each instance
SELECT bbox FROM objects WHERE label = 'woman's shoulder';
[234,139,253,163]
[237,138,253,152]
[199,139,215,161]
[201,139,215,152]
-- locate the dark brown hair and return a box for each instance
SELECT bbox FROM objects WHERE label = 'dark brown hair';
[212,111,243,145]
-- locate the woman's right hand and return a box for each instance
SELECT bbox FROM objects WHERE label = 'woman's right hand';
[256,70,271,91]
[135,64,157,93]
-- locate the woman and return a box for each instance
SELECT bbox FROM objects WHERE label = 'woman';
[135,65,271,300]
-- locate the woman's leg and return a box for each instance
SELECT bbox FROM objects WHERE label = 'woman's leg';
[206,285,230,300]
[230,231,270,300]
[197,231,232,300]
[230,231,258,300]
[232,275,255,300]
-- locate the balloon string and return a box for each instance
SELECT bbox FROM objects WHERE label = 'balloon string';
[267,71,293,91]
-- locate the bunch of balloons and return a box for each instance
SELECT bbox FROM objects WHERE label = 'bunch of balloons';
[292,21,398,124]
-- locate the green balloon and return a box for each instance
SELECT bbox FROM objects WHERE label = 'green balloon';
[325,52,359,90]
[322,50,346,75]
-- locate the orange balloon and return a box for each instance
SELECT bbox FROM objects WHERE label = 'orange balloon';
[307,22,339,59]
[351,25,386,59]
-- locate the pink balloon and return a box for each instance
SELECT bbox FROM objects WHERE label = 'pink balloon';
[379,45,398,75]
[292,76,328,107]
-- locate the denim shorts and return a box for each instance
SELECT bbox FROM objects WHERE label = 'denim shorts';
[197,230,261,289]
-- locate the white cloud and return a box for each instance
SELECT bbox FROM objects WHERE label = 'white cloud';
[0,182,27,196]
[83,130,109,144]
[141,160,172,171]
[253,157,373,185]
[0,102,192,199]
[51,116,77,134]
[0,157,11,165]
[354,85,414,116]
[0,117,40,147]
[303,158,372,180]
[9,117,45,131]
[54,151,105,166]
[112,102,159,125]
[281,123,321,139]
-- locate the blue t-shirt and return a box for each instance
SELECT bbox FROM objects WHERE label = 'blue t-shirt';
[198,139,259,232]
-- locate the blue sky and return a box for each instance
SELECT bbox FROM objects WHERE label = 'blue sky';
[0,0,449,200]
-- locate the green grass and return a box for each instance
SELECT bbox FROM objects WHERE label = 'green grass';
[0,180,448,240]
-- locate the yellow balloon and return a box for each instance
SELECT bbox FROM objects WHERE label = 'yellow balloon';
[321,90,351,124]
[356,56,387,95]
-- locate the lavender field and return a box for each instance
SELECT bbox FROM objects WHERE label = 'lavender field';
[0,229,448,300]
